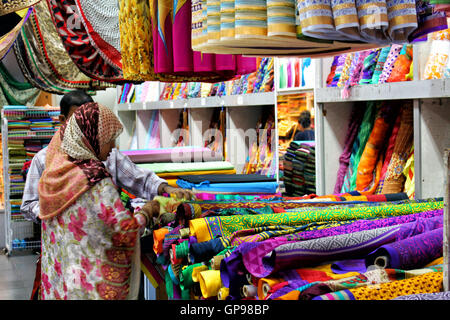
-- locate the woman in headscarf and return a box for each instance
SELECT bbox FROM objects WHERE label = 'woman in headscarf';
[38,102,150,300]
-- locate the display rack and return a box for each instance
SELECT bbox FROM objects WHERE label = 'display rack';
[313,42,450,199]
[114,58,315,183]
[1,106,60,255]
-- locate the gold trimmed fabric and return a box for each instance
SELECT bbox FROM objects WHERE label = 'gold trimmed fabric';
[0,0,41,16]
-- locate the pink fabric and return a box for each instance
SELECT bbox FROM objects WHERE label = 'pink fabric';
[172,0,194,72]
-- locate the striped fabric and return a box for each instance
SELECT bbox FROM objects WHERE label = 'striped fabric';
[220,0,235,40]
[267,0,296,37]
[331,0,361,40]
[235,0,268,38]
[206,0,221,42]
[356,0,389,43]
[386,0,417,42]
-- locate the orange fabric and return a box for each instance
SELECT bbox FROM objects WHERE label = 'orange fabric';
[153,227,170,254]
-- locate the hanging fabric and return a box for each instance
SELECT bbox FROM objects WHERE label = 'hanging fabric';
[0,8,31,61]
[0,61,39,106]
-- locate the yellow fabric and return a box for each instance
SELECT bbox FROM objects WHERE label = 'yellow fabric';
[425,256,443,267]
[349,272,443,300]
[198,270,222,298]
[191,265,209,282]
[313,264,361,280]
[257,277,284,300]
[218,287,229,300]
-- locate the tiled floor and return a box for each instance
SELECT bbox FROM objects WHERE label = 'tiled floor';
[0,252,38,300]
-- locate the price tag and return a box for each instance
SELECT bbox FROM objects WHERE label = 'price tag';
[143,102,147,109]
[170,101,174,108]
[127,103,131,110]
[201,98,206,106]
[237,95,244,105]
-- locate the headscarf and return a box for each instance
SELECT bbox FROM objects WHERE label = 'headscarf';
[38,102,123,220]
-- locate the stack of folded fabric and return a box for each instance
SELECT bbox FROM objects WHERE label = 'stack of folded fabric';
[283,141,315,196]
[176,174,279,194]
[137,161,236,187]
[122,146,222,163]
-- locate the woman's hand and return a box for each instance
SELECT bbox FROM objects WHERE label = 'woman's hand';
[158,183,195,201]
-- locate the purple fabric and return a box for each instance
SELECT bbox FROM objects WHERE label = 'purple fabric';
[366,226,443,270]
[241,213,443,278]
[220,249,248,299]
[349,51,370,86]
[282,209,443,242]
[121,147,217,163]
[331,259,367,274]
[333,106,365,193]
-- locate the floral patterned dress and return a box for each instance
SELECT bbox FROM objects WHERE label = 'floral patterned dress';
[40,178,142,300]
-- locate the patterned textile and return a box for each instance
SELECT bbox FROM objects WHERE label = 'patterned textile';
[0,61,39,106]
[220,0,235,40]
[267,0,296,37]
[313,271,443,300]
[381,103,413,194]
[75,0,122,69]
[423,38,450,79]
[387,44,413,82]
[359,49,381,84]
[40,178,143,300]
[283,209,443,242]
[386,0,417,42]
[242,226,401,278]
[302,265,443,300]
[0,8,30,60]
[378,43,402,83]
[365,226,443,270]
[334,106,366,193]
[0,0,40,16]
[46,0,123,82]
[355,103,398,193]
[38,103,123,220]
[189,200,443,243]
[336,53,354,87]
[347,102,378,192]
[402,148,414,198]
[393,291,450,300]
[356,0,389,43]
[331,0,361,40]
[371,45,390,84]
[235,0,267,38]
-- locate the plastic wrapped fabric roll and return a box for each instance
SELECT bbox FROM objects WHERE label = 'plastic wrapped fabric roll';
[370,45,391,84]
[356,0,389,44]
[331,0,361,41]
[423,39,450,80]
[235,0,268,38]
[267,0,296,37]
[385,0,417,42]
[206,0,220,43]
[297,0,345,40]
[220,0,235,40]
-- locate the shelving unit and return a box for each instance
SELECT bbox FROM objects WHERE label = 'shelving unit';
[313,42,450,199]
[1,107,60,255]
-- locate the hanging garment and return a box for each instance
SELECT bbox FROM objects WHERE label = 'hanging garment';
[46,0,123,82]
[0,8,31,60]
[0,0,40,16]
[173,0,194,72]
[381,104,413,194]
[0,61,39,106]
[74,0,122,70]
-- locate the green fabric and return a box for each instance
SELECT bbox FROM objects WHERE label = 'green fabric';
[349,102,378,190]
[0,61,39,107]
[137,161,235,173]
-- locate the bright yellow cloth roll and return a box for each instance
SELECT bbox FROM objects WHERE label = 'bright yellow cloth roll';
[191,265,209,282]
[198,270,222,298]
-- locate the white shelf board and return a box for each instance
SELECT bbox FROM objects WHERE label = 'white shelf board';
[315,79,450,103]
[116,92,275,111]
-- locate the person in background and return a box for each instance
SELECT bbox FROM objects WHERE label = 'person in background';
[294,110,315,141]
[22,90,193,299]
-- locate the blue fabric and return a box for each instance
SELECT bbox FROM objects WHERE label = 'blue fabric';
[176,180,279,193]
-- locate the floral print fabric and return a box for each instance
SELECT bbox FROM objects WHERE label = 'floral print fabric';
[41,178,142,300]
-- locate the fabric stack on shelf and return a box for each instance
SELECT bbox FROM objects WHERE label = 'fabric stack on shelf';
[158,57,274,101]
[140,192,445,300]
[3,106,60,220]
[122,147,222,164]
[137,161,236,188]
[277,58,314,90]
[334,101,414,197]
[176,174,278,194]
[423,29,450,79]
[326,44,414,91]
[282,141,315,196]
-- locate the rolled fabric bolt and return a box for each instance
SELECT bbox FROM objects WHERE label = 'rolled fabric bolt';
[212,255,225,270]
[176,241,189,260]
[243,284,258,297]
[179,228,190,238]
[171,244,183,264]
[374,255,389,268]
[262,282,272,297]
[218,287,230,300]
[192,265,209,282]
[199,270,222,298]
[246,273,254,285]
